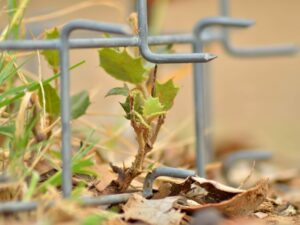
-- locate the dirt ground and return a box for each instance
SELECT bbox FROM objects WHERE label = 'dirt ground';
[8,0,300,167]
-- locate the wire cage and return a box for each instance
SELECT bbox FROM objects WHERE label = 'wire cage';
[0,0,298,213]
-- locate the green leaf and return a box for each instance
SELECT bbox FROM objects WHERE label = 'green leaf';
[24,171,39,201]
[0,60,85,108]
[81,214,108,225]
[99,48,149,84]
[0,0,29,40]
[71,181,86,199]
[41,28,60,71]
[73,158,97,177]
[120,90,144,119]
[13,116,38,159]
[0,123,15,138]
[71,90,91,119]
[0,57,17,85]
[155,79,179,110]
[143,97,166,118]
[7,0,20,39]
[38,84,60,116]
[39,156,96,192]
[105,84,129,97]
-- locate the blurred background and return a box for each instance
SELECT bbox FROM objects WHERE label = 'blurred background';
[2,0,300,167]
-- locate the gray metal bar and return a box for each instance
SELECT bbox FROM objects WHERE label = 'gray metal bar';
[137,0,216,63]
[0,201,38,213]
[0,167,195,213]
[192,17,253,177]
[0,18,255,182]
[81,193,132,206]
[0,33,220,51]
[220,0,298,57]
[0,194,132,213]
[202,63,213,163]
[58,17,217,198]
[59,20,132,198]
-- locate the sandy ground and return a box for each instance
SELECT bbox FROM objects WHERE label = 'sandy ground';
[2,0,300,166]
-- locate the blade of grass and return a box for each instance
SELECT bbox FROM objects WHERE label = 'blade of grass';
[0,0,30,40]
[23,171,39,201]
[7,0,19,39]
[0,60,85,107]
[38,131,97,192]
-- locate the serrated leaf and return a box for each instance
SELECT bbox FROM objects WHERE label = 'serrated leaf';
[143,97,166,118]
[99,48,150,84]
[38,84,60,116]
[105,84,129,97]
[71,90,91,119]
[155,79,179,110]
[41,28,60,71]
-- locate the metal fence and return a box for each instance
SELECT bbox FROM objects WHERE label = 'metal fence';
[0,0,298,213]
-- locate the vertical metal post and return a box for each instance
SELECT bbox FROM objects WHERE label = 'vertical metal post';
[192,17,253,177]
[203,57,213,163]
[193,39,206,177]
[60,29,72,198]
[59,21,131,198]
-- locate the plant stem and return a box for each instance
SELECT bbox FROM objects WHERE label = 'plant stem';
[103,115,164,194]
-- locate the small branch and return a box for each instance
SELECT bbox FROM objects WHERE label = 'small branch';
[151,115,165,144]
[151,65,158,97]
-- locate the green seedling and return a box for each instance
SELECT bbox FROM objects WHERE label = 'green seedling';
[98,47,179,193]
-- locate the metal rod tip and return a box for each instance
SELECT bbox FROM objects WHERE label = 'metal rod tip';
[205,54,218,61]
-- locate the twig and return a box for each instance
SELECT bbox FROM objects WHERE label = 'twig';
[151,65,158,97]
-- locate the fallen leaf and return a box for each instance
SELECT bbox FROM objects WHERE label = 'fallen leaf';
[44,200,80,224]
[104,217,128,225]
[93,164,143,193]
[93,164,118,192]
[123,194,184,225]
[279,205,297,216]
[176,178,269,217]
[255,212,269,219]
[34,159,54,175]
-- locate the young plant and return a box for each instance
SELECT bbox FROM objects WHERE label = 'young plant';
[98,47,179,193]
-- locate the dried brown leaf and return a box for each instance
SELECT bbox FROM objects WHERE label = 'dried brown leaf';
[176,178,269,217]
[254,212,269,219]
[104,217,129,225]
[123,194,184,225]
[93,164,118,192]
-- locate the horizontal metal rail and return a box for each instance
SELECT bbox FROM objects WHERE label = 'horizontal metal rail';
[0,167,195,213]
